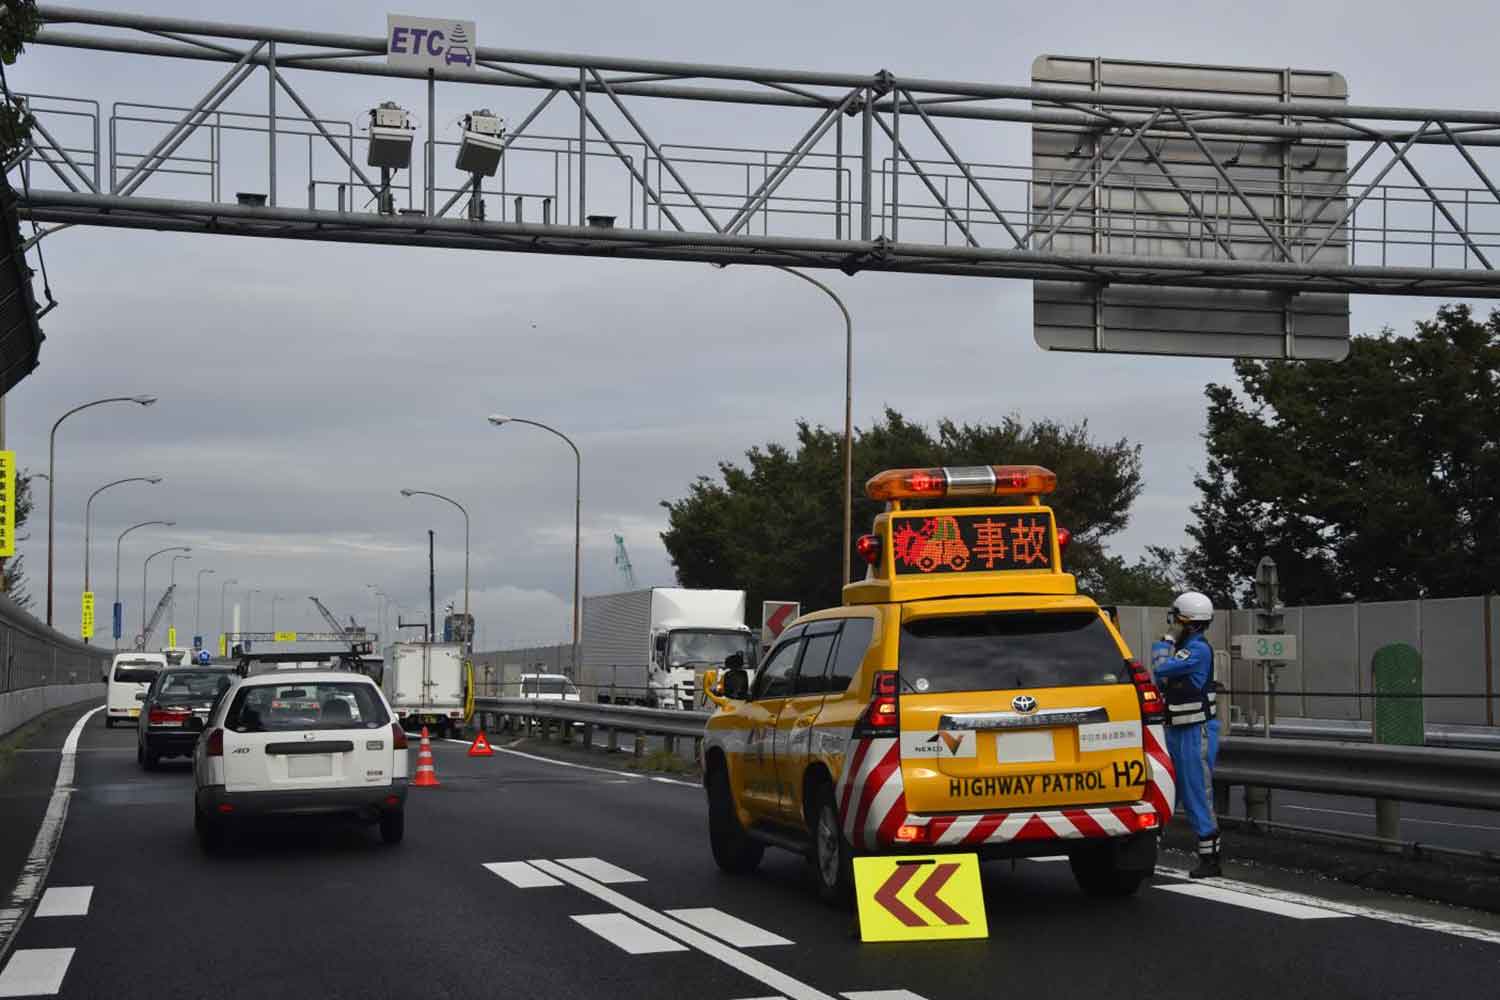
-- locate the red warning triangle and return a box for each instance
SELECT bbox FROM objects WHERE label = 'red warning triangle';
[467,730,495,757]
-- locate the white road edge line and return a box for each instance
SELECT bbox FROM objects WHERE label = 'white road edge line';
[1156,866,1500,945]
[1156,882,1347,920]
[530,860,840,1000]
[0,947,75,997]
[440,738,699,787]
[0,706,102,962]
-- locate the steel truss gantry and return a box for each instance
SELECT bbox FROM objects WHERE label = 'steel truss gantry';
[14,5,1500,298]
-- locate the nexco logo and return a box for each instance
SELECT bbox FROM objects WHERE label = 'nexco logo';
[386,16,476,70]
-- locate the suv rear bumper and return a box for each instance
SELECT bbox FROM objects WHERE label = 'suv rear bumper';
[196,779,408,819]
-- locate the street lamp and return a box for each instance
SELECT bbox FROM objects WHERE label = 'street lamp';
[247,588,262,633]
[487,414,581,673]
[195,568,215,639]
[219,577,238,642]
[771,266,854,588]
[169,554,191,634]
[46,394,157,624]
[400,489,470,649]
[141,545,189,645]
[270,593,284,632]
[114,519,173,650]
[83,475,162,642]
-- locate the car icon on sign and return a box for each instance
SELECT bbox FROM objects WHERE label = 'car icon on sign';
[446,44,473,67]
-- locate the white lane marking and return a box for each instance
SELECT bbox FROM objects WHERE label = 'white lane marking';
[556,858,645,884]
[571,913,689,954]
[1283,804,1500,832]
[530,860,839,1000]
[33,888,92,919]
[443,738,699,788]
[1157,883,1347,920]
[842,992,932,1000]
[0,707,102,959]
[483,862,561,889]
[664,908,793,948]
[1157,866,1500,945]
[1025,856,1069,863]
[0,948,75,997]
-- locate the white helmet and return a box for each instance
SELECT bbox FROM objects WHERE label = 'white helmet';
[1169,591,1214,625]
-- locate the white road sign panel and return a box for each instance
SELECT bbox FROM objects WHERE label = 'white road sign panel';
[386,14,476,72]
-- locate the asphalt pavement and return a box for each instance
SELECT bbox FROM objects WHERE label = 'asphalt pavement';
[3,701,1500,998]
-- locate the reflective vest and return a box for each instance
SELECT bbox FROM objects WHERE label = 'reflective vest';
[1157,633,1216,727]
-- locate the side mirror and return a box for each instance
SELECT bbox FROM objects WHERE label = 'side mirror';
[134,691,148,702]
[722,668,750,701]
[724,652,744,671]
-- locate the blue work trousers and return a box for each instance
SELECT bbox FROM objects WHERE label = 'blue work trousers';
[1166,719,1219,838]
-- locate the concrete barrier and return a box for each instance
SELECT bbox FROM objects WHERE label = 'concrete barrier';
[0,683,104,739]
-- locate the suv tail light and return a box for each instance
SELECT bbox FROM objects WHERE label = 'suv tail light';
[205,727,224,757]
[852,670,900,739]
[148,707,190,725]
[1126,660,1163,720]
[391,723,408,750]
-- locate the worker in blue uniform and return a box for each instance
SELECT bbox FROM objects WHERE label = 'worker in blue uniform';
[1150,591,1221,878]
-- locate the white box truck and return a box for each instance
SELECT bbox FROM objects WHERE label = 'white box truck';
[381,641,472,738]
[581,588,757,710]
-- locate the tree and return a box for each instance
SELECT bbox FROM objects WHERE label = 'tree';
[661,408,1158,618]
[1,470,35,608]
[1186,304,1500,606]
[0,2,40,157]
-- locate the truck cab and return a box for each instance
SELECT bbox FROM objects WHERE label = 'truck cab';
[652,627,758,710]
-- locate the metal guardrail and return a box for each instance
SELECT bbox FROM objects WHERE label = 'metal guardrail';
[475,697,1500,818]
[1231,718,1500,750]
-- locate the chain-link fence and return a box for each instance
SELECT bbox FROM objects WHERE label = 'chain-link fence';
[0,592,111,693]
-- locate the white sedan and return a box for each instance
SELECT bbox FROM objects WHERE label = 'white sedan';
[192,670,409,849]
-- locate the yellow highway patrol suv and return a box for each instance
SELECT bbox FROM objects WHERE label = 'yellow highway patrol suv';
[701,465,1174,903]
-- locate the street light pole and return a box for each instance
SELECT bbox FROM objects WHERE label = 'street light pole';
[46,394,157,625]
[83,474,162,643]
[114,519,174,651]
[400,489,470,649]
[271,594,283,632]
[195,568,215,639]
[219,577,238,642]
[247,589,262,633]
[772,266,855,589]
[169,554,191,636]
[488,415,581,674]
[141,545,189,645]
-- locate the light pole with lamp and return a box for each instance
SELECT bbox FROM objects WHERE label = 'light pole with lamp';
[487,415,581,674]
[83,475,162,643]
[270,593,284,633]
[114,519,173,650]
[141,545,189,645]
[219,578,238,645]
[195,568,215,641]
[46,394,157,624]
[247,589,262,633]
[168,553,191,639]
[400,489,470,649]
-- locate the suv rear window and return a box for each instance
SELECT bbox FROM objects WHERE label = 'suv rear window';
[226,682,390,732]
[899,611,1125,694]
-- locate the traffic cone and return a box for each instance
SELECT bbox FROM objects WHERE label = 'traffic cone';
[468,730,494,757]
[412,726,441,787]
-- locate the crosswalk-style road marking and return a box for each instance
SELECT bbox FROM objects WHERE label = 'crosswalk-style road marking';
[555,857,647,884]
[665,908,792,948]
[0,948,74,998]
[33,887,92,919]
[483,861,563,888]
[571,912,689,954]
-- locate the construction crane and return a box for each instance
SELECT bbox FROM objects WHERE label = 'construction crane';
[614,534,638,589]
[139,585,176,650]
[308,595,353,637]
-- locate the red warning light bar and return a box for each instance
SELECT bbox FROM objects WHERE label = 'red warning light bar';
[865,465,1057,502]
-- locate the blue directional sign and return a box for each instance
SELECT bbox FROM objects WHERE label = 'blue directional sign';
[192,635,203,650]
[112,601,123,640]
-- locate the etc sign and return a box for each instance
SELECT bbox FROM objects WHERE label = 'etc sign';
[386,14,477,71]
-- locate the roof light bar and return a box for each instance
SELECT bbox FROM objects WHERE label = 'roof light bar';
[865,465,1057,502]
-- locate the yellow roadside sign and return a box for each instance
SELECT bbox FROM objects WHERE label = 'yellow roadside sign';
[0,451,13,558]
[852,853,988,942]
[218,633,227,656]
[274,630,297,642]
[167,626,177,648]
[81,592,95,639]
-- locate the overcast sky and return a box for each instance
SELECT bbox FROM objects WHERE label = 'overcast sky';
[7,0,1494,648]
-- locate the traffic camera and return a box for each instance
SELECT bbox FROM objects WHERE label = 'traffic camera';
[366,102,415,169]
[455,109,504,176]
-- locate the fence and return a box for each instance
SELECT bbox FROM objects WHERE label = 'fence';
[0,592,112,738]
[1112,596,1499,728]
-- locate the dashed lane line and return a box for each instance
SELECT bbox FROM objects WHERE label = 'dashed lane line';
[1156,882,1346,920]
[0,706,102,964]
[1156,866,1500,945]
[0,948,74,998]
[556,858,647,884]
[32,889,91,920]
[483,862,562,889]
[664,908,793,948]
[571,913,688,954]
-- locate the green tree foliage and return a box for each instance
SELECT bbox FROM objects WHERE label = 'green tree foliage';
[0,2,39,156]
[1187,305,1500,606]
[1,470,35,608]
[660,409,1158,617]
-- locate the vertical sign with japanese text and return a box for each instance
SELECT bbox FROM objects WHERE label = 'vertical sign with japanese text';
[81,591,95,639]
[0,451,14,558]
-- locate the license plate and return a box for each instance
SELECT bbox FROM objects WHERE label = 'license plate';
[422,715,439,724]
[128,708,140,718]
[288,756,333,779]
[995,730,1055,764]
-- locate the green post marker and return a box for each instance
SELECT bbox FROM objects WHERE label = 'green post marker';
[1371,642,1423,847]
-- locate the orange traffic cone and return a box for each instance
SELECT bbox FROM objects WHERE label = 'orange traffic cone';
[412,726,441,787]
[468,730,494,757]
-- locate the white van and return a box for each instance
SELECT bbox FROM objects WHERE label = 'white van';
[106,652,168,728]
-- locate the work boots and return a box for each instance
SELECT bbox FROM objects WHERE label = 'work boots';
[1189,833,1222,879]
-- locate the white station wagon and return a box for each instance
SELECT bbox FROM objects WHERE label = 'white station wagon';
[192,670,409,849]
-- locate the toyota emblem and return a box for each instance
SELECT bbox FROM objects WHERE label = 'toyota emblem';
[1012,694,1038,713]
